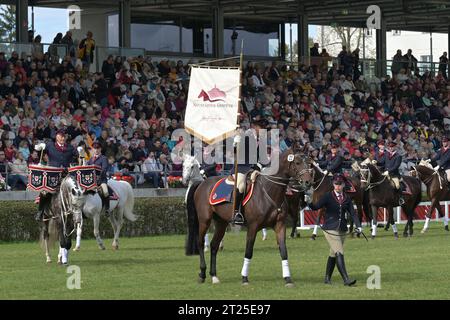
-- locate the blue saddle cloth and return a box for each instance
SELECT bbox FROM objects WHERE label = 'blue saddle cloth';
[209,178,235,205]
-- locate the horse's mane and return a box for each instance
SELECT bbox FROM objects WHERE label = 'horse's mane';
[366,163,383,178]
[415,163,435,175]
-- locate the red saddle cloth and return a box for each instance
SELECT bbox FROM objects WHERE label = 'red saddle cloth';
[209,177,254,206]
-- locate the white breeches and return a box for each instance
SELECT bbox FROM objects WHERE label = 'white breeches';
[232,173,246,193]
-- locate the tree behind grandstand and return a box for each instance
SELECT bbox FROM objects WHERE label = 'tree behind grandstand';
[0,5,16,42]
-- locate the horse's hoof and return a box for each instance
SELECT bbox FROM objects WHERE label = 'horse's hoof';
[394,232,399,239]
[371,236,376,240]
[99,245,106,250]
[310,235,316,241]
[46,259,52,264]
[242,276,249,285]
[403,233,408,238]
[73,247,80,252]
[198,277,206,284]
[420,229,426,234]
[112,244,119,250]
[285,282,295,288]
[219,246,224,251]
[212,276,220,284]
[445,225,449,232]
[262,236,267,241]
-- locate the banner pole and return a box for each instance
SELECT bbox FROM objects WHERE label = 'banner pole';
[232,40,244,219]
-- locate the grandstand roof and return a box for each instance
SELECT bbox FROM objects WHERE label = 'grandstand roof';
[33,0,450,33]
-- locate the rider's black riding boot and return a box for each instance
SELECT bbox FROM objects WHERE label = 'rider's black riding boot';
[232,191,245,225]
[102,194,110,216]
[324,256,336,284]
[335,253,356,286]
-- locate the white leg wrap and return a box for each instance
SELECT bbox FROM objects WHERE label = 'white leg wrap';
[372,222,377,236]
[241,258,251,277]
[282,260,291,278]
[392,224,398,234]
[424,217,430,230]
[262,228,267,237]
[312,225,318,235]
[62,248,68,264]
[444,215,449,227]
[76,224,82,248]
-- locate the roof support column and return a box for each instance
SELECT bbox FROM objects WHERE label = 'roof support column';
[376,17,387,77]
[119,0,131,48]
[213,2,224,58]
[448,25,450,78]
[15,0,28,43]
[297,12,308,66]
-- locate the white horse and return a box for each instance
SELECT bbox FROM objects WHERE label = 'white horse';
[182,154,267,251]
[73,179,137,251]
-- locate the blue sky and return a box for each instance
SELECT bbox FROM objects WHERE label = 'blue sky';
[28,7,68,43]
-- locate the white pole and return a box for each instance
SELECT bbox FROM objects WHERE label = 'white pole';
[383,208,386,225]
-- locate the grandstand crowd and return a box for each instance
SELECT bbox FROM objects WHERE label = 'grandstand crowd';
[0,30,449,190]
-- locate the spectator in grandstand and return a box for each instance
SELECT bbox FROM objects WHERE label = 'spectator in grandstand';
[78,31,96,72]
[310,43,320,57]
[439,52,448,79]
[7,151,28,189]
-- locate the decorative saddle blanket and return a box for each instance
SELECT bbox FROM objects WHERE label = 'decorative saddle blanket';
[209,177,254,206]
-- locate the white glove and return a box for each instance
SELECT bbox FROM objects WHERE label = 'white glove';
[434,165,440,171]
[233,134,241,146]
[256,163,263,170]
[77,146,83,153]
[323,170,328,175]
[356,227,363,234]
[304,194,311,203]
[371,160,378,165]
[34,143,46,151]
[199,169,205,176]
[382,171,389,176]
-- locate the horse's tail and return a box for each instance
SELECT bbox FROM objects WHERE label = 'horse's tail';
[122,181,137,222]
[40,218,59,250]
[185,181,201,256]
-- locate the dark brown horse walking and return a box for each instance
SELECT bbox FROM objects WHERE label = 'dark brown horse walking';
[185,149,312,286]
[309,163,368,239]
[285,183,306,238]
[411,161,450,233]
[361,163,422,238]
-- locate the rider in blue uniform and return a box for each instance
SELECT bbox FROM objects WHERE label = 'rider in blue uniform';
[375,140,386,171]
[382,141,404,205]
[323,143,344,176]
[431,136,450,187]
[87,141,110,216]
[231,119,267,224]
[34,129,79,221]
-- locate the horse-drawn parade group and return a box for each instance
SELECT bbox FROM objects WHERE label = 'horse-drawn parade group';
[22,117,450,292]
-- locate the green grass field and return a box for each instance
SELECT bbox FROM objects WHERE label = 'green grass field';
[0,222,449,300]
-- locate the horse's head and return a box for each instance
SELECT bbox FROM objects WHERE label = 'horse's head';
[60,175,86,225]
[418,159,433,169]
[182,154,201,185]
[283,151,313,188]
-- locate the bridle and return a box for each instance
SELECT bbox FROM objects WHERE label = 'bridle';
[362,164,387,191]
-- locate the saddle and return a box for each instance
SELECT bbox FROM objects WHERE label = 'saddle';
[209,173,254,206]
[388,177,412,195]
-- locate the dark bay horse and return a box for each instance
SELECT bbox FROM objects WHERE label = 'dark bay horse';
[309,163,367,239]
[411,160,450,233]
[285,184,306,238]
[185,149,312,286]
[361,163,421,238]
[41,175,85,265]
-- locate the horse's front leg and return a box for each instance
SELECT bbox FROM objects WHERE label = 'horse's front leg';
[388,206,399,239]
[73,221,83,251]
[422,200,438,233]
[371,205,378,239]
[241,225,258,285]
[43,223,51,263]
[112,209,124,250]
[93,211,106,250]
[274,218,294,287]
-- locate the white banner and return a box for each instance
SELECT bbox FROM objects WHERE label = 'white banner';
[185,66,240,144]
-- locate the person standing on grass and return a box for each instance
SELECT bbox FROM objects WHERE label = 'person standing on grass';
[305,174,362,286]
